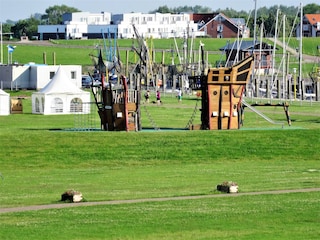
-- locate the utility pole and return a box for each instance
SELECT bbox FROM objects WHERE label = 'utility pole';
[253,0,257,44]
[252,0,258,96]
[299,2,303,100]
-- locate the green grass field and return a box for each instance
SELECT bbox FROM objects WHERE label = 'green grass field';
[0,91,319,239]
[1,35,320,240]
[4,37,319,76]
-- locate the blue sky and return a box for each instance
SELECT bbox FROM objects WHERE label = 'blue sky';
[0,0,316,22]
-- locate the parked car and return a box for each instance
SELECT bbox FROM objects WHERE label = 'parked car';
[82,75,92,88]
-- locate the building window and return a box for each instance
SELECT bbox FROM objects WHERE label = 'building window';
[217,33,223,38]
[50,71,55,79]
[71,71,76,79]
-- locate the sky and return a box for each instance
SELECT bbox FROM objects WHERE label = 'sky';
[0,0,317,22]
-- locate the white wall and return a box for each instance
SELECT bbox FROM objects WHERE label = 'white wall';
[117,12,202,39]
[38,11,204,40]
[0,64,82,90]
[0,65,29,89]
[0,91,10,115]
[30,65,82,89]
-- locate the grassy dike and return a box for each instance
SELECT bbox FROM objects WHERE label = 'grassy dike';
[0,90,319,239]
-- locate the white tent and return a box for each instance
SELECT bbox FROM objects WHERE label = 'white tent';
[32,66,91,115]
[0,89,10,115]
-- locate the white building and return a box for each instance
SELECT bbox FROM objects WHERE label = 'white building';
[63,11,111,25]
[0,89,10,115]
[38,11,204,40]
[114,12,203,39]
[38,11,114,40]
[0,64,82,90]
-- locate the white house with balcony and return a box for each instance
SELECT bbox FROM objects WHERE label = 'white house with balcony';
[38,11,204,40]
[38,11,114,40]
[113,12,204,39]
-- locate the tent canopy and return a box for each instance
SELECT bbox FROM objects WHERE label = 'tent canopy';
[32,67,90,115]
[0,89,10,116]
[40,66,84,94]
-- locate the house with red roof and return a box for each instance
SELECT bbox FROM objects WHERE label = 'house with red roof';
[191,13,250,38]
[296,14,320,37]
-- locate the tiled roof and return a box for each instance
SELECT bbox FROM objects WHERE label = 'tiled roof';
[305,14,320,25]
[219,41,275,51]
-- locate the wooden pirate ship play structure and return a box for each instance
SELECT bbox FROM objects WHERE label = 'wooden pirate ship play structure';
[90,50,141,131]
[190,54,290,130]
[189,55,254,130]
[89,26,289,131]
[88,23,256,131]
[90,51,254,131]
[89,47,292,131]
[90,42,256,131]
[203,55,254,130]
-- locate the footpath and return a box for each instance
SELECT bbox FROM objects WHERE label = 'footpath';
[1,188,319,214]
[267,37,319,63]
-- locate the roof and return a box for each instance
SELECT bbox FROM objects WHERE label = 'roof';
[39,66,84,94]
[220,40,275,51]
[0,89,9,96]
[191,13,218,24]
[305,14,320,26]
[198,13,244,31]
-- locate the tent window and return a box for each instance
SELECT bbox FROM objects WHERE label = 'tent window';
[35,98,40,112]
[51,97,63,113]
[70,98,83,112]
[41,97,45,112]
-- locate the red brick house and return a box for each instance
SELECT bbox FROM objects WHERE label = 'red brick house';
[191,13,250,38]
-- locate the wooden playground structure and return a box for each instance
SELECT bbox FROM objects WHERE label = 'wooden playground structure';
[192,55,254,130]
[88,26,291,131]
[89,50,141,131]
[90,48,260,131]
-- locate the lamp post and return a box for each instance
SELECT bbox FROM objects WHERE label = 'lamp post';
[293,68,297,100]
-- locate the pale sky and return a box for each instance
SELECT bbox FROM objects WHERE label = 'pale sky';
[0,0,316,22]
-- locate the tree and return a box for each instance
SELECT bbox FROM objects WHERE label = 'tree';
[10,17,40,39]
[150,5,212,14]
[303,3,320,14]
[1,23,13,40]
[152,5,172,14]
[1,23,12,34]
[43,5,80,25]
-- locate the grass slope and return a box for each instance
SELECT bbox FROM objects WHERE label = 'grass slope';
[0,92,319,239]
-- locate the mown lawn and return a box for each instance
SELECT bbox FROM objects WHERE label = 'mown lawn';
[0,91,319,239]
